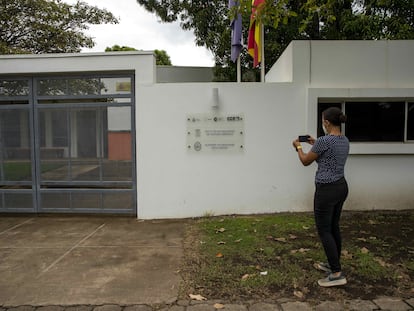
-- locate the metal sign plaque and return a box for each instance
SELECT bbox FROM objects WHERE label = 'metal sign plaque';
[187,113,244,153]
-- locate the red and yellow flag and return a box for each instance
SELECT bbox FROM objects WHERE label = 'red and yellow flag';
[247,0,265,67]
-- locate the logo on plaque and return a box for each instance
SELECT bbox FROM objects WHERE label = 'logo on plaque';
[194,141,202,151]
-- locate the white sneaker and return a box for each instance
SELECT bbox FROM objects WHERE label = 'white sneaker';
[318,273,347,287]
[313,262,332,273]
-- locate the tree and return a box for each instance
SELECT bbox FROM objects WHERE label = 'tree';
[105,45,138,52]
[105,45,172,65]
[0,0,118,54]
[136,0,414,81]
[154,49,172,66]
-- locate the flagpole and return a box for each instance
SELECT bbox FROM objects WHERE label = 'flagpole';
[237,56,241,83]
[260,23,265,83]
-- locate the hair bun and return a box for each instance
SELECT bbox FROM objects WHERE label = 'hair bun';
[339,114,347,123]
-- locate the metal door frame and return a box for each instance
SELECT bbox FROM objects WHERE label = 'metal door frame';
[0,73,137,214]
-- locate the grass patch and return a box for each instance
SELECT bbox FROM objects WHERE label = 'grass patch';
[2,162,62,181]
[181,211,414,301]
[2,162,32,180]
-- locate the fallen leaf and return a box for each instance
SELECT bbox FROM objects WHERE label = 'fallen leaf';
[241,274,250,281]
[361,247,369,254]
[291,248,310,254]
[234,238,242,243]
[274,237,287,243]
[357,237,367,242]
[260,271,268,276]
[216,252,224,258]
[294,290,304,299]
[302,225,310,230]
[341,250,353,259]
[214,303,225,309]
[189,294,207,301]
[216,228,226,233]
[255,265,262,270]
[289,234,298,240]
[217,241,226,245]
[369,236,377,240]
[368,220,377,225]
[374,257,388,267]
[266,235,274,240]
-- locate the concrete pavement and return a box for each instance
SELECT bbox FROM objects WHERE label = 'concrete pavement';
[0,216,412,311]
[0,216,183,306]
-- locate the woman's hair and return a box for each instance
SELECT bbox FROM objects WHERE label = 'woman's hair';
[322,107,347,126]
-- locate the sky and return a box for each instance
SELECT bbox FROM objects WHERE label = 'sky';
[62,0,215,67]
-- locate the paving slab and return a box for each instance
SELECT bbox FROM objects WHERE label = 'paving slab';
[406,299,414,308]
[249,302,282,311]
[216,304,247,311]
[280,301,312,311]
[344,299,378,311]
[0,217,185,306]
[123,305,153,311]
[64,306,93,311]
[373,297,412,311]
[36,307,65,311]
[314,301,343,311]
[5,307,35,311]
[0,218,33,235]
[186,305,216,311]
[92,305,122,311]
[159,306,185,311]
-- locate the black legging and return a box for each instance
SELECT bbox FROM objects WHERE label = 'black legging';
[314,177,348,273]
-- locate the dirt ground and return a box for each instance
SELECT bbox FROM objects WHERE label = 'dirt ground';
[179,210,414,302]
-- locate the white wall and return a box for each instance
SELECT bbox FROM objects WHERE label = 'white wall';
[136,40,414,219]
[0,52,155,84]
[267,40,414,87]
[136,81,414,219]
[346,155,414,211]
[156,66,213,83]
[136,83,318,219]
[265,43,293,83]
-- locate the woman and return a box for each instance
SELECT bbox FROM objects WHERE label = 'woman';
[292,107,349,287]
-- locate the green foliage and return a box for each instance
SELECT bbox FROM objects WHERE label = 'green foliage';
[105,45,172,65]
[105,45,138,52]
[137,0,414,81]
[154,49,172,65]
[0,0,118,54]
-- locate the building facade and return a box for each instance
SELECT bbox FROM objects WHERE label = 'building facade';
[0,41,413,218]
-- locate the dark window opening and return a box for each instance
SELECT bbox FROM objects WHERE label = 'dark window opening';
[408,103,414,141]
[346,102,405,142]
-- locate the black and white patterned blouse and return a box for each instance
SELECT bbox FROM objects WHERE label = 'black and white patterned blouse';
[311,135,350,184]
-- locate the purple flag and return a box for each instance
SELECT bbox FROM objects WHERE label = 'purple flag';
[229,0,242,63]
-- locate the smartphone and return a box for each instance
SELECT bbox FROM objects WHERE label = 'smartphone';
[298,135,310,142]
